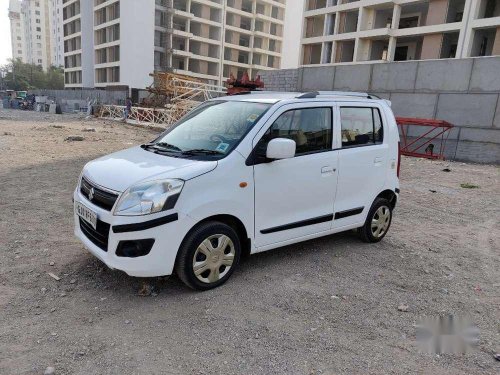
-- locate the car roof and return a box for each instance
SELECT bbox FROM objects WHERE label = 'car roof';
[213,91,388,105]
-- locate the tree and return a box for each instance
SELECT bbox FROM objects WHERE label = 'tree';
[45,66,65,89]
[1,59,64,91]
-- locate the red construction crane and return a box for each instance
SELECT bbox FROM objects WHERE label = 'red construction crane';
[226,72,264,95]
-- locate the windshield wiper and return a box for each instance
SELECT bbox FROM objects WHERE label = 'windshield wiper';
[182,149,225,156]
[141,142,182,153]
[156,142,183,152]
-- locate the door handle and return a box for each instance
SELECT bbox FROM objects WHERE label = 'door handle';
[321,166,336,174]
[374,157,383,164]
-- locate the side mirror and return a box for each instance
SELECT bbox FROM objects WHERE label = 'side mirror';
[266,138,296,160]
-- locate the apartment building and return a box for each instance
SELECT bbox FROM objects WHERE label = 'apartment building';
[8,0,64,70]
[62,0,94,87]
[49,0,64,67]
[21,0,52,70]
[62,0,286,90]
[301,0,500,65]
[8,0,26,63]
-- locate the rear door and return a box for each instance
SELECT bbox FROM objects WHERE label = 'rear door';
[332,103,388,229]
[252,103,338,248]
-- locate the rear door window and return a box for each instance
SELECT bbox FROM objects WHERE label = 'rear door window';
[340,107,384,148]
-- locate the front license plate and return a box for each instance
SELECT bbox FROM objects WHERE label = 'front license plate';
[75,201,98,230]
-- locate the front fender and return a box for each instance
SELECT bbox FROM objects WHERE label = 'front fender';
[176,154,255,242]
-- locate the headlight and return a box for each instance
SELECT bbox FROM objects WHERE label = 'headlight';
[113,179,184,216]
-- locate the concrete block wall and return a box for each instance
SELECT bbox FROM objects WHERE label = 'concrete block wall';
[258,69,300,93]
[259,57,500,164]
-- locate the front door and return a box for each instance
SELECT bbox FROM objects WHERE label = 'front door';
[252,104,339,248]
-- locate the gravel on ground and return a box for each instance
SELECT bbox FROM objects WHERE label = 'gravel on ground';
[0,109,499,375]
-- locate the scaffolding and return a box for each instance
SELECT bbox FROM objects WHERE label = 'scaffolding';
[98,63,267,128]
[98,72,226,128]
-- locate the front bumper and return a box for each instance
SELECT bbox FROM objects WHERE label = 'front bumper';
[73,189,196,277]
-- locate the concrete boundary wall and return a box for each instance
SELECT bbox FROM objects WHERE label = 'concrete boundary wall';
[29,89,128,113]
[259,57,500,164]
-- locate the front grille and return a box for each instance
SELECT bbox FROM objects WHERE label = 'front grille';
[79,218,110,252]
[80,177,119,211]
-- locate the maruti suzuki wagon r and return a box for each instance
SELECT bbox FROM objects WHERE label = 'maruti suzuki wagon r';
[74,91,400,290]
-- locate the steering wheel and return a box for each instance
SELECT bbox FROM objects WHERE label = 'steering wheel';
[210,134,230,143]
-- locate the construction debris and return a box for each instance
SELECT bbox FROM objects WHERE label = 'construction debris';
[397,304,409,312]
[65,136,85,142]
[48,273,61,281]
[98,71,265,129]
[136,72,225,128]
[99,72,224,128]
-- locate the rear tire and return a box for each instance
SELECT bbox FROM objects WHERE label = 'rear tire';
[175,221,241,291]
[358,198,393,243]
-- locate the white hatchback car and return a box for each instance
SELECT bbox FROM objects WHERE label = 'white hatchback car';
[74,91,400,290]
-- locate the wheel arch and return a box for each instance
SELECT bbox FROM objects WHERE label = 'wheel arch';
[179,214,252,261]
[376,189,398,209]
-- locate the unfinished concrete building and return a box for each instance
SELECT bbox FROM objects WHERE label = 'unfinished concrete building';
[156,0,285,84]
[302,0,500,65]
[62,0,286,90]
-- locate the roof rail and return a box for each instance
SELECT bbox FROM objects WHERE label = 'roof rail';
[230,90,295,96]
[296,91,381,99]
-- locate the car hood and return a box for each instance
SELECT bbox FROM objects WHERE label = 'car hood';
[82,146,217,192]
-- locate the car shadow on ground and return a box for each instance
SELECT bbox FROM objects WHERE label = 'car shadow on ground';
[77,228,374,300]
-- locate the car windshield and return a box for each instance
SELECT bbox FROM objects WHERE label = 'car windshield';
[151,100,272,159]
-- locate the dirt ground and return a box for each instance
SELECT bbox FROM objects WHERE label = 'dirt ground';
[0,109,499,375]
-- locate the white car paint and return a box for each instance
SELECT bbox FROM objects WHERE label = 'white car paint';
[82,146,217,192]
[73,92,400,277]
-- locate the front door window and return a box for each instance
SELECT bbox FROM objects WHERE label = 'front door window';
[255,107,333,159]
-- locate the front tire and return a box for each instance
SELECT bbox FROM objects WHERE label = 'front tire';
[358,198,393,243]
[175,221,241,291]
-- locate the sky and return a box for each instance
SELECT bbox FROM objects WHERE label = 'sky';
[0,0,11,66]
